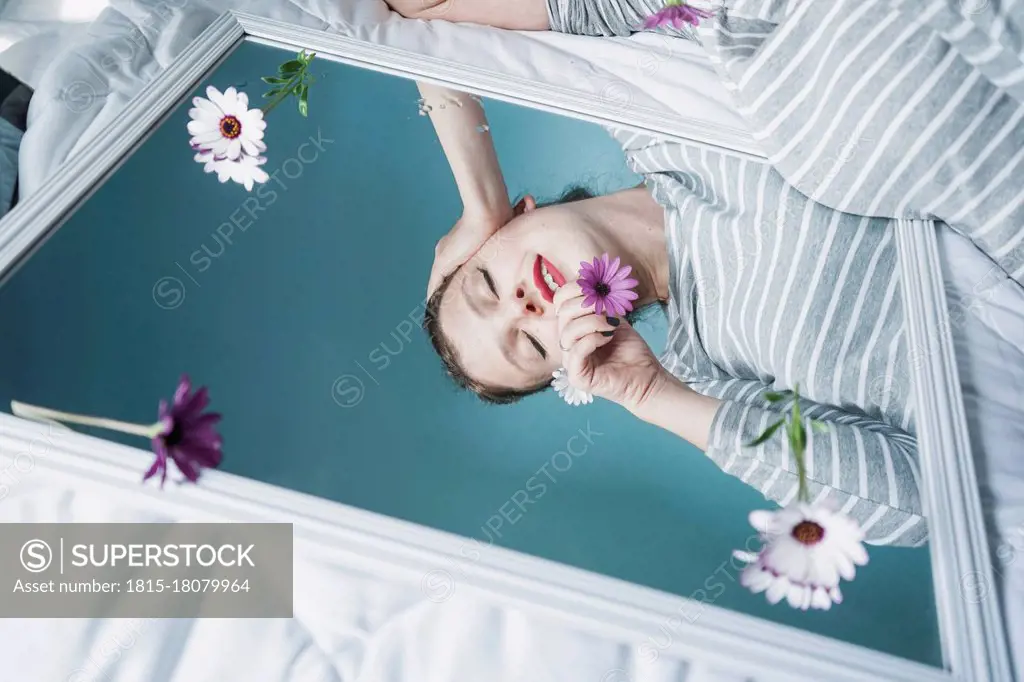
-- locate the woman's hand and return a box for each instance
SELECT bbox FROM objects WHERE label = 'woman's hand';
[554,283,670,412]
[427,210,509,297]
[555,282,722,448]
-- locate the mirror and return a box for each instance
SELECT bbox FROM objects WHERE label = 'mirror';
[0,39,939,664]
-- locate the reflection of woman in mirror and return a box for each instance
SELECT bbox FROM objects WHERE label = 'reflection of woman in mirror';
[406,1,1024,549]
[416,80,926,548]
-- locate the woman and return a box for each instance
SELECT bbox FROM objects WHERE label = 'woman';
[416,80,924,548]
[407,1,1024,549]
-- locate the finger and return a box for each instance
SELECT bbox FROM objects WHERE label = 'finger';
[565,330,615,377]
[556,295,595,339]
[553,281,584,311]
[428,260,460,299]
[560,313,617,351]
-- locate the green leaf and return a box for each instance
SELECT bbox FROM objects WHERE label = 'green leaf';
[764,391,786,403]
[262,76,289,85]
[811,421,829,434]
[263,87,285,99]
[298,85,309,117]
[279,60,303,75]
[745,418,786,447]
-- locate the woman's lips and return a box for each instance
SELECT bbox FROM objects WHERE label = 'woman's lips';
[542,256,567,287]
[533,255,567,303]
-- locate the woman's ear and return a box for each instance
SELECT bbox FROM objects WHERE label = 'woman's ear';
[513,194,537,216]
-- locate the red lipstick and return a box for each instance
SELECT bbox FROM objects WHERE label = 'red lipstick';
[533,255,567,303]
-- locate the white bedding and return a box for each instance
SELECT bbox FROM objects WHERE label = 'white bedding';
[0,0,748,197]
[0,476,698,682]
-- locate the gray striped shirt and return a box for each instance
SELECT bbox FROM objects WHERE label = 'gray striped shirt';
[613,130,926,547]
[548,0,1024,280]
[547,0,1024,545]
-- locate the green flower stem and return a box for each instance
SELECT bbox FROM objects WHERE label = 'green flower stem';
[261,73,304,115]
[789,384,810,504]
[744,383,815,504]
[792,425,810,504]
[11,401,162,439]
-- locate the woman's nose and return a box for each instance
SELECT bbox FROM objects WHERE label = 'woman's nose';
[515,286,544,316]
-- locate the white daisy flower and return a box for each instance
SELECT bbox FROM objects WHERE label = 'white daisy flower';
[193,144,269,192]
[734,550,843,610]
[187,86,267,161]
[551,367,593,406]
[734,502,868,611]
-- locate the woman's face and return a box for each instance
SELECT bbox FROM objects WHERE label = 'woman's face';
[437,199,608,391]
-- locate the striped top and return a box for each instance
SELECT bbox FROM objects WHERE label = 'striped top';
[613,130,926,547]
[548,0,1024,546]
[548,0,1024,281]
[550,0,1024,546]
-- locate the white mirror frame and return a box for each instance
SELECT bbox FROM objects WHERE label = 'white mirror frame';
[0,11,1012,681]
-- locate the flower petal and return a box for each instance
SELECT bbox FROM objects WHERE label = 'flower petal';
[205,85,228,111]
[607,265,633,283]
[765,577,789,604]
[749,509,778,535]
[192,96,221,115]
[171,451,201,482]
[180,386,210,417]
[225,138,242,161]
[188,108,220,125]
[142,455,164,482]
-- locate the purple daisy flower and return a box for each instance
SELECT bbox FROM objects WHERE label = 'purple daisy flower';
[145,375,223,487]
[577,253,640,317]
[643,0,715,30]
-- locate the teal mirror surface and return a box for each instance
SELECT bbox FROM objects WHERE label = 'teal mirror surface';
[0,40,939,664]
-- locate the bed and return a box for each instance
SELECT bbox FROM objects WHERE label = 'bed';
[0,0,756,196]
[0,1,1021,681]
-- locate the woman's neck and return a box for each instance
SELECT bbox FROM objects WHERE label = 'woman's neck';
[578,187,670,305]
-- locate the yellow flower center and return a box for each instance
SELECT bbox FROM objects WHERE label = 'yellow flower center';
[219,116,242,139]
[791,520,825,546]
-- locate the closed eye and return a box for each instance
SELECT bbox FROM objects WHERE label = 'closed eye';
[523,331,546,360]
[478,267,498,298]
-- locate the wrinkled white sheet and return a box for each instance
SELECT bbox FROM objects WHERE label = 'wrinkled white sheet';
[0,0,747,197]
[0,473,707,682]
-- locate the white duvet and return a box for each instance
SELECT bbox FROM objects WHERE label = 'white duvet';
[0,0,748,198]
[0,474,710,682]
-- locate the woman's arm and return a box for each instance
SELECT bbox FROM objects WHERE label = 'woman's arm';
[417,82,513,226]
[386,0,549,29]
[632,373,926,547]
[418,82,518,295]
[386,0,663,36]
